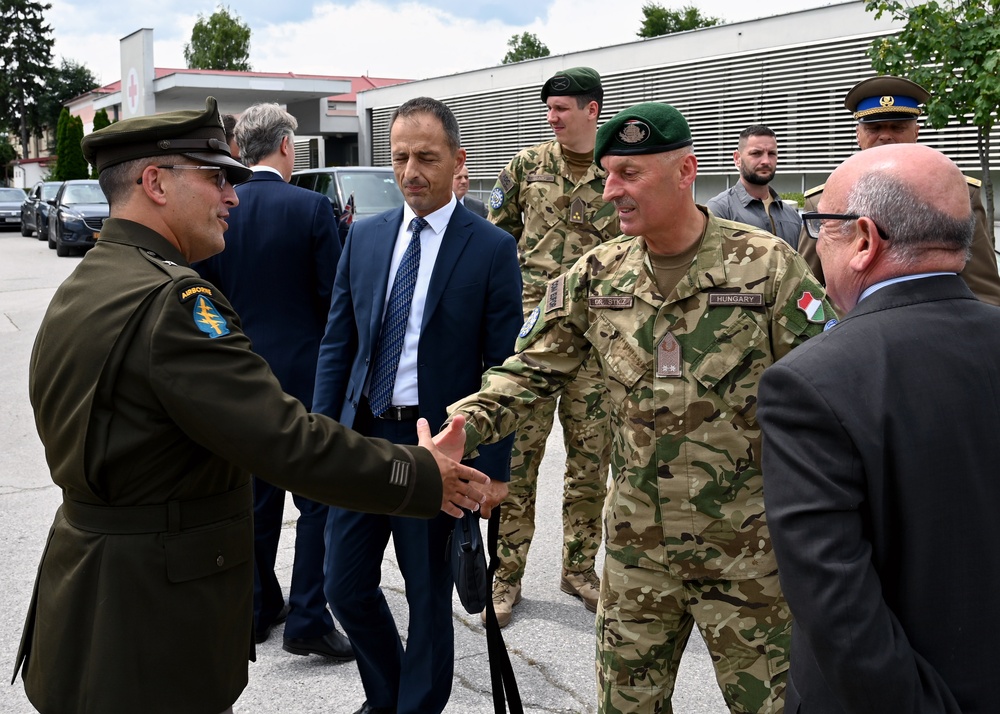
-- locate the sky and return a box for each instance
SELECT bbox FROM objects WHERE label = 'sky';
[47,0,840,86]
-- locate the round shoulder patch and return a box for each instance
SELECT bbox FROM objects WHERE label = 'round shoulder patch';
[823,318,839,331]
[489,186,505,210]
[519,306,540,338]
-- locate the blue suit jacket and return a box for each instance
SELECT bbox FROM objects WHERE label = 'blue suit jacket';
[197,171,341,407]
[313,201,522,480]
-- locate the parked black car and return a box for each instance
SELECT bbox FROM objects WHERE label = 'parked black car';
[20,181,63,239]
[48,180,109,257]
[0,187,27,232]
[289,167,403,243]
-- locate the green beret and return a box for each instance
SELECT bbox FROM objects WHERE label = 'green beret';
[844,76,929,123]
[81,97,252,183]
[540,67,602,103]
[594,102,693,168]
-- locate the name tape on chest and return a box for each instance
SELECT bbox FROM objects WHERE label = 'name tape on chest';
[526,174,556,184]
[588,296,634,309]
[707,292,764,308]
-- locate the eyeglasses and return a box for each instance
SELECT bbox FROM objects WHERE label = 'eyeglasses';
[135,165,228,190]
[801,212,891,241]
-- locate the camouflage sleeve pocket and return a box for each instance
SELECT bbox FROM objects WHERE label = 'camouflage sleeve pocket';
[689,313,767,426]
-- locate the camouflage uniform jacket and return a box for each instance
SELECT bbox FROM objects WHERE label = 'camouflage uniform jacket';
[451,211,835,580]
[489,139,620,307]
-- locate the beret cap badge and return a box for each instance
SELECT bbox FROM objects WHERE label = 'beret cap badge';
[618,120,650,145]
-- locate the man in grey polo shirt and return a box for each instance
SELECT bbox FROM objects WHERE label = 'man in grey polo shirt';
[707,124,801,249]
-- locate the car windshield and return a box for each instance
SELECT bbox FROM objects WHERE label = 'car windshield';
[62,185,108,205]
[41,184,61,200]
[0,188,25,201]
[335,172,403,215]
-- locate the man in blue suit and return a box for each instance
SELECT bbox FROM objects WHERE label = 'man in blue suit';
[195,103,352,660]
[313,97,523,714]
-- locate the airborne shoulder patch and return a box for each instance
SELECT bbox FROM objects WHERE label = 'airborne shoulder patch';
[192,294,230,338]
[179,284,215,303]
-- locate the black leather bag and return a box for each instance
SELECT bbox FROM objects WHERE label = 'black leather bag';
[449,508,489,614]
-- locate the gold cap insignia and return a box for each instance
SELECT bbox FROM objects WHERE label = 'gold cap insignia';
[880,96,894,107]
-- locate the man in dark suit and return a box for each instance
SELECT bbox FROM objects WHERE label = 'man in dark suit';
[313,97,523,714]
[195,103,352,660]
[758,143,1000,713]
[453,165,488,217]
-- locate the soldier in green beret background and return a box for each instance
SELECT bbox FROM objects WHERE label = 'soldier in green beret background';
[797,75,1000,307]
[16,96,488,714]
[485,66,619,627]
[451,102,836,713]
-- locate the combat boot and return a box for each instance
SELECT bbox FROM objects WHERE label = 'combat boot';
[481,577,521,628]
[560,569,600,613]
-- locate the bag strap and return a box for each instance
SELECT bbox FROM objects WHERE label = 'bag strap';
[482,507,523,714]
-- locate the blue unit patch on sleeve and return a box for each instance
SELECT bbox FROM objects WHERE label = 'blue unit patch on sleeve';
[489,187,505,210]
[193,295,230,338]
[519,306,540,338]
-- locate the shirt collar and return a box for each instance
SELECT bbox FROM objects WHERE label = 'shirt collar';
[858,272,956,302]
[402,194,457,236]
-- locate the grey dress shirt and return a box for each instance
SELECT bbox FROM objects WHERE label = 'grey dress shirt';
[706,182,801,250]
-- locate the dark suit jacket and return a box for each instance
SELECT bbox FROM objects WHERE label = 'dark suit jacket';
[197,171,341,406]
[758,275,1000,714]
[313,201,522,480]
[462,195,488,219]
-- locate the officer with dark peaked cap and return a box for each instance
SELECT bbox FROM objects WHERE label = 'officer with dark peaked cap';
[16,97,487,714]
[798,75,1000,306]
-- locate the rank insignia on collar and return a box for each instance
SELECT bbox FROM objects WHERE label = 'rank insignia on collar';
[797,291,828,323]
[193,295,230,338]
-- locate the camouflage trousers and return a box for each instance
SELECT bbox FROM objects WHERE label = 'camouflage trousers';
[495,346,611,583]
[596,557,790,714]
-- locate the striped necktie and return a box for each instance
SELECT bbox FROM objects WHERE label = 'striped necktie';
[368,216,427,417]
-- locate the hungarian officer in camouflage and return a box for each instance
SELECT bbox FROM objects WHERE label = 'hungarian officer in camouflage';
[450,102,837,713]
[797,75,1000,307]
[486,66,619,626]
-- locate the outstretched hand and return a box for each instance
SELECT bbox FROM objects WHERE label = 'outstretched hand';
[417,416,489,518]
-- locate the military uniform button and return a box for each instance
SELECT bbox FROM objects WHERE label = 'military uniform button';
[216,555,225,567]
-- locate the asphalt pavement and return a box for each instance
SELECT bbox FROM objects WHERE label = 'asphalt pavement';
[0,229,729,713]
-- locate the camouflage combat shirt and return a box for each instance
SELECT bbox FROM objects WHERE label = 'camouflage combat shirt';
[489,139,620,306]
[451,211,835,580]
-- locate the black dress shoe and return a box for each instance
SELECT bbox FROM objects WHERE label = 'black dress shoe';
[351,702,395,714]
[282,626,355,661]
[254,603,290,644]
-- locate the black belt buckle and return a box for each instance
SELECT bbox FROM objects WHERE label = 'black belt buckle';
[380,405,419,421]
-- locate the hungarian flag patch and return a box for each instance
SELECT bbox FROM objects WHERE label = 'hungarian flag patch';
[797,291,827,323]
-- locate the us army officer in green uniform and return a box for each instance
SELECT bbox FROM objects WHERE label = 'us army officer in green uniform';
[486,67,619,625]
[798,75,1000,307]
[16,98,489,714]
[451,103,836,713]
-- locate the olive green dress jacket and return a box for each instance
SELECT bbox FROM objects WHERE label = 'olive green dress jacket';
[16,219,442,714]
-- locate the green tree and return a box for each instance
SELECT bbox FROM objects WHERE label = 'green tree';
[636,3,721,38]
[502,32,550,64]
[90,108,111,177]
[0,134,17,184]
[36,59,98,145]
[184,5,252,71]
[0,0,55,158]
[52,107,70,180]
[58,115,88,180]
[866,0,1000,239]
